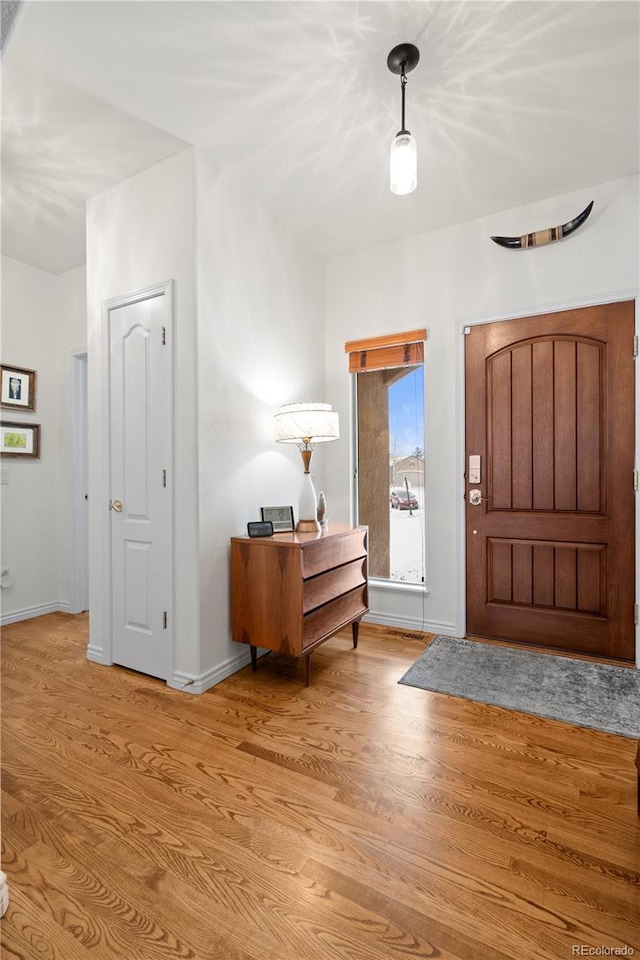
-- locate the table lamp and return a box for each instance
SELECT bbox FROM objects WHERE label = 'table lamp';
[274,402,339,532]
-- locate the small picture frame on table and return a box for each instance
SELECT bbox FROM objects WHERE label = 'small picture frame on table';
[1,364,36,412]
[260,505,295,533]
[1,421,41,458]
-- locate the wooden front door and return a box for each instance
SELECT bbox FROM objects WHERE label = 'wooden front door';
[465,301,635,662]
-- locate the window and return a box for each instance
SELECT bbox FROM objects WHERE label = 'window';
[345,330,426,584]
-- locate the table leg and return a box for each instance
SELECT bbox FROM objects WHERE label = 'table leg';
[352,620,360,649]
[250,645,257,671]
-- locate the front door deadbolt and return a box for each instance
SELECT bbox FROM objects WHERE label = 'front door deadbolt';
[468,455,481,484]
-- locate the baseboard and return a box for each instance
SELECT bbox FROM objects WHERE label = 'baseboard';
[167,645,256,695]
[1,601,71,626]
[363,611,459,636]
[85,645,257,689]
[86,644,110,665]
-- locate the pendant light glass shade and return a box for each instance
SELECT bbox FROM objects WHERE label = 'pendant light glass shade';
[390,131,417,195]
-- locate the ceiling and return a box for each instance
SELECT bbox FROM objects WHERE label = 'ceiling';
[2,1,639,275]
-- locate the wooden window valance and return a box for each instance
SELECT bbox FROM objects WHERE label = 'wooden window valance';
[344,329,427,374]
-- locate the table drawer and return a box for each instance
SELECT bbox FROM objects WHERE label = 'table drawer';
[303,585,367,650]
[302,530,367,579]
[303,558,366,615]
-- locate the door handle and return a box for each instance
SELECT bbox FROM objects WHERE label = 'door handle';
[108,500,124,512]
[468,489,491,505]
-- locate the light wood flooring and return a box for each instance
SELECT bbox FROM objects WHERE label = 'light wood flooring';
[2,613,638,960]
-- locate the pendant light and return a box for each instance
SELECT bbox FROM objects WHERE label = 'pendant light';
[387,43,420,195]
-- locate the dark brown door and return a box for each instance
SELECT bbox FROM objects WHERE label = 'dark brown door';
[465,301,635,662]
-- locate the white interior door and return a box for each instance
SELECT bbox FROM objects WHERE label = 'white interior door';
[107,282,173,681]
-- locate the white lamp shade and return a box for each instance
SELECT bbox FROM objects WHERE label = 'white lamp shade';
[274,402,339,444]
[390,132,417,195]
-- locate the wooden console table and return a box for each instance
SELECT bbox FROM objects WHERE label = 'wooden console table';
[230,524,368,685]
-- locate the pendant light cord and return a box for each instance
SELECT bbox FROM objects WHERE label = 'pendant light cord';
[400,67,407,133]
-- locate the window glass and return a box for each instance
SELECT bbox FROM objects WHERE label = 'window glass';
[355,363,425,583]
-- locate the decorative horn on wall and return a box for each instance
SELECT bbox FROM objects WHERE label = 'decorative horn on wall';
[491,200,594,249]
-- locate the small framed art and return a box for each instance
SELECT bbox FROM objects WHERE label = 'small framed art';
[1,364,36,412]
[1,422,41,458]
[260,505,295,532]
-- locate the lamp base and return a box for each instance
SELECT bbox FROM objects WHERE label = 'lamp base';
[297,519,321,533]
[297,466,320,534]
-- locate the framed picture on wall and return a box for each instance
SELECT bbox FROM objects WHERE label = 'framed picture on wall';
[260,505,295,532]
[1,421,41,458]
[1,364,36,411]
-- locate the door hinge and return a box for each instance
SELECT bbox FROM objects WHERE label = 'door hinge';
[163,611,167,629]
[634,469,638,492]
[634,335,638,358]
[463,326,471,335]
[161,326,166,345]
[162,468,167,488]
[635,604,639,625]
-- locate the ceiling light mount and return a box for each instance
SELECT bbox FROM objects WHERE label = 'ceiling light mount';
[387,43,420,195]
[386,43,420,77]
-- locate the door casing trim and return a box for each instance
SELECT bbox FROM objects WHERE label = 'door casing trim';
[455,287,640,667]
[70,348,88,614]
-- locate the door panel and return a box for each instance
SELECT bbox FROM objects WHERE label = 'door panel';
[108,286,172,680]
[465,301,635,661]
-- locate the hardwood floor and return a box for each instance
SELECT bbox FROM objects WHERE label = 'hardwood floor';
[2,613,638,960]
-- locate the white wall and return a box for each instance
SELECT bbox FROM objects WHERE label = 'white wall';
[193,151,326,688]
[324,176,640,644]
[1,257,86,622]
[85,149,200,675]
